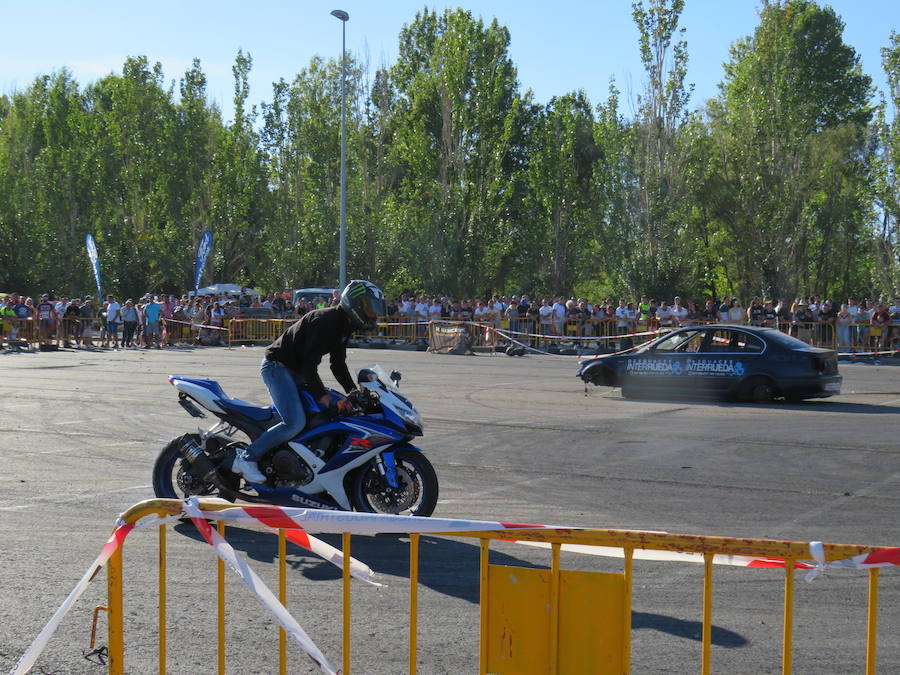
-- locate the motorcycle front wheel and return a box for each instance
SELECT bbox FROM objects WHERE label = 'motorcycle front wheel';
[153,434,225,499]
[351,449,438,517]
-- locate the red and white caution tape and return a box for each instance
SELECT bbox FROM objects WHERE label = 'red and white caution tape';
[506,539,900,583]
[836,349,900,358]
[194,502,552,536]
[490,324,661,342]
[163,318,229,332]
[493,328,656,358]
[12,501,900,675]
[804,541,900,581]
[8,517,153,675]
[507,540,816,570]
[181,499,337,674]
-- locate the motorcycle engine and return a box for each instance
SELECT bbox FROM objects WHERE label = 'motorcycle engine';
[269,448,313,486]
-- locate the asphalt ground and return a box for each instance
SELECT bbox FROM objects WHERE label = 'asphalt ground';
[1,344,899,674]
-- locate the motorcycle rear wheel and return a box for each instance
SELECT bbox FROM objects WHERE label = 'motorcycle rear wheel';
[153,434,220,499]
[352,450,438,517]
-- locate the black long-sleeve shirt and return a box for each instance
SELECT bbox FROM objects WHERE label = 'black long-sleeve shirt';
[265,306,355,399]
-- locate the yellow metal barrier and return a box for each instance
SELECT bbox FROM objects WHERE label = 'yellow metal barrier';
[226,318,290,346]
[102,498,894,674]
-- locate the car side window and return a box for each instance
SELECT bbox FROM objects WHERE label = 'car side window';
[653,330,705,352]
[705,330,763,353]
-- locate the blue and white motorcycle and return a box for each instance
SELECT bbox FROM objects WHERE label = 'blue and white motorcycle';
[152,365,438,516]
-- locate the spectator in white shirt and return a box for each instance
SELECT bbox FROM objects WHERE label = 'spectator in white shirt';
[727,299,744,324]
[671,297,688,326]
[552,296,566,335]
[656,300,675,328]
[428,298,443,321]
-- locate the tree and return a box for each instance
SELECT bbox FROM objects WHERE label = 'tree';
[874,32,900,294]
[524,92,600,294]
[705,0,874,300]
[384,8,529,296]
[621,0,695,298]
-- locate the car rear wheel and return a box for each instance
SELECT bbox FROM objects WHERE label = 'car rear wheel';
[742,377,774,404]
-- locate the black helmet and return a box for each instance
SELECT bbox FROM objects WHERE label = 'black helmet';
[340,280,386,329]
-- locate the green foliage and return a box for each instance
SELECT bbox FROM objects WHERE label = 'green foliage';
[0,4,895,302]
[703,0,876,301]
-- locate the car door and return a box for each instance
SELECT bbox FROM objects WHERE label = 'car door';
[626,329,706,392]
[688,328,765,395]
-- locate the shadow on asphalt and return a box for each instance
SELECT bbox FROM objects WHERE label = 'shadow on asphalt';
[172,523,747,647]
[632,611,748,647]
[616,396,899,415]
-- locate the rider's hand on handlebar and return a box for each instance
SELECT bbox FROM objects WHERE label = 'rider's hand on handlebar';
[335,397,354,414]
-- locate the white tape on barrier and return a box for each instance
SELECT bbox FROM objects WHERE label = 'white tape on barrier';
[13,501,900,674]
[182,499,338,674]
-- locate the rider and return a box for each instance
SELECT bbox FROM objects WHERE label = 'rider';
[231,279,387,482]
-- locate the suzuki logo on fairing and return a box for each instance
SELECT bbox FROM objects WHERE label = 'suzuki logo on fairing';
[291,494,325,507]
[350,437,375,449]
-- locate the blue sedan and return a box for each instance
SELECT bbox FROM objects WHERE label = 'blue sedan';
[576,325,842,403]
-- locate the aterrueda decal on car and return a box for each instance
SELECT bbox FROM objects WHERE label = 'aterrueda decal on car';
[626,358,745,376]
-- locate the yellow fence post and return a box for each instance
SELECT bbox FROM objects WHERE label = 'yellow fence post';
[782,558,795,675]
[623,547,633,673]
[866,567,879,675]
[479,538,490,675]
[409,533,420,675]
[106,545,125,675]
[279,528,287,675]
[158,523,167,675]
[701,552,714,675]
[218,520,226,675]
[343,531,351,675]
[549,543,561,675]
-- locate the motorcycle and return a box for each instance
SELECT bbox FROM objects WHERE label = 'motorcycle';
[152,364,438,516]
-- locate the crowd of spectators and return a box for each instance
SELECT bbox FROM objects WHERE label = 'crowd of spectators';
[379,293,900,352]
[3,288,899,352]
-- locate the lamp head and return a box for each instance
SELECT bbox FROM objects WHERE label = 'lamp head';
[330,9,349,21]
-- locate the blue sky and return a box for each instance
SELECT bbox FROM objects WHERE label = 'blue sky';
[1,1,895,120]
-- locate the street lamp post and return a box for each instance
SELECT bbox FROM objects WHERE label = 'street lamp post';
[331,9,349,290]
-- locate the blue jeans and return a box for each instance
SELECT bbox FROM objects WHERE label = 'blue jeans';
[244,359,307,461]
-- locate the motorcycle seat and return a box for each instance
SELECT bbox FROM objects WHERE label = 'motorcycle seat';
[174,376,276,422]
[222,398,276,421]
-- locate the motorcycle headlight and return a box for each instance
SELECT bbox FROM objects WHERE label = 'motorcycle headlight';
[398,407,423,431]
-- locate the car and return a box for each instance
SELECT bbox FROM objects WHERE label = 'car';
[292,287,337,305]
[576,324,841,403]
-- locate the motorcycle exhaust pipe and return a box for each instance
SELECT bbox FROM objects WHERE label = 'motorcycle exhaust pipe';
[181,437,220,484]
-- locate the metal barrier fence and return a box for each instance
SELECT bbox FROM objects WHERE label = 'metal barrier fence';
[100,498,895,674]
[226,318,290,346]
[5,315,897,353]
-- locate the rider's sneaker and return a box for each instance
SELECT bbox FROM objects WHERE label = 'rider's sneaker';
[232,455,266,483]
